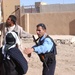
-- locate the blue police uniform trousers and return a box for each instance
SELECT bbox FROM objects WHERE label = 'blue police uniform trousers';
[42,60,56,75]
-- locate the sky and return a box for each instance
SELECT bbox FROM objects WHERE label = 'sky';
[20,0,75,6]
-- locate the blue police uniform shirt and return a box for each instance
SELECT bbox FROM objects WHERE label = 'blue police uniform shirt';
[33,34,53,54]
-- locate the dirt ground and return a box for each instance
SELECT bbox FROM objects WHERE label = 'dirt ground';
[0,36,75,75]
[20,39,75,75]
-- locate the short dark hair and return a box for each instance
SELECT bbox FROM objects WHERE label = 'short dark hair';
[9,15,17,24]
[36,23,46,30]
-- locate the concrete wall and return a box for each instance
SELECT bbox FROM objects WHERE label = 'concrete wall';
[2,0,20,22]
[1,1,75,35]
[0,3,2,23]
[40,4,75,13]
[21,12,75,35]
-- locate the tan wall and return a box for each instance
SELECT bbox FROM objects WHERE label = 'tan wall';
[2,0,20,22]
[21,12,75,35]
[21,13,34,33]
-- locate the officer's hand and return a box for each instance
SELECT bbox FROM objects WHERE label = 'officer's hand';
[24,48,34,55]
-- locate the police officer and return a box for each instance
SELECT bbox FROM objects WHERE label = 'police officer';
[24,23,57,75]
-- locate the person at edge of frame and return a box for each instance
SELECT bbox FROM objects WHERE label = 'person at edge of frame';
[0,15,32,48]
[0,31,28,75]
[24,23,57,75]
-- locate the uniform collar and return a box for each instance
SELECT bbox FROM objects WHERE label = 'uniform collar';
[40,33,47,41]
